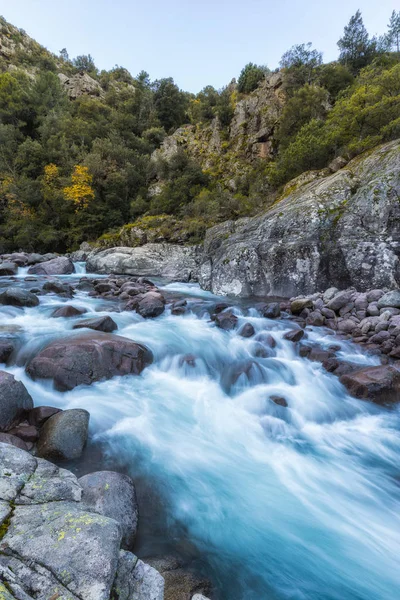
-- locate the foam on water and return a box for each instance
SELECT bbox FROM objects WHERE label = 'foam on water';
[1,276,399,600]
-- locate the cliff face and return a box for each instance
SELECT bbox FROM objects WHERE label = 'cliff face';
[198,140,400,297]
[152,72,286,188]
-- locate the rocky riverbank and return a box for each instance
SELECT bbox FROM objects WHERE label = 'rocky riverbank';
[2,251,400,599]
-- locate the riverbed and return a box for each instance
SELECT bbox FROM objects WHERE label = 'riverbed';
[1,265,400,600]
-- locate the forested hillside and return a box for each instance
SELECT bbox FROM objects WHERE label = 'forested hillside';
[0,10,399,252]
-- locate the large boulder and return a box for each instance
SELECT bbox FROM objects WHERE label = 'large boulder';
[86,244,199,282]
[133,291,165,318]
[0,371,33,431]
[0,443,163,600]
[26,332,153,391]
[28,256,75,275]
[0,261,17,276]
[36,409,90,460]
[377,290,400,309]
[340,365,400,405]
[79,471,139,550]
[198,140,400,297]
[0,287,39,307]
[52,304,86,318]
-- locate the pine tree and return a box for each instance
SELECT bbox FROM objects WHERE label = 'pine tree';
[387,10,400,53]
[337,10,375,73]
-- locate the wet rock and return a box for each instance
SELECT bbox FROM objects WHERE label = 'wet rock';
[79,471,139,550]
[0,371,33,431]
[214,312,238,331]
[214,302,229,314]
[28,256,75,275]
[262,302,281,318]
[0,261,17,276]
[321,307,336,319]
[51,304,86,318]
[42,279,74,297]
[323,358,360,376]
[73,315,118,333]
[0,287,39,308]
[0,340,14,363]
[283,329,304,343]
[340,365,400,404]
[369,331,391,344]
[7,253,28,266]
[113,550,164,600]
[135,291,166,319]
[28,405,62,427]
[290,298,313,314]
[270,395,288,407]
[239,322,255,338]
[179,354,197,367]
[36,409,89,460]
[75,279,95,292]
[255,332,277,347]
[26,332,153,391]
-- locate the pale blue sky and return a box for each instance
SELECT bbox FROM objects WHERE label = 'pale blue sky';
[0,0,396,92]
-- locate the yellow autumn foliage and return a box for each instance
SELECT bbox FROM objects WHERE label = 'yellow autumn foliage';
[43,163,60,186]
[63,165,95,210]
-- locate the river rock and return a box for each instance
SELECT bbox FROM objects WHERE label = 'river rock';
[7,252,28,266]
[147,556,211,600]
[0,371,33,431]
[239,322,255,338]
[0,287,39,307]
[0,340,14,363]
[340,365,400,404]
[79,471,139,550]
[0,261,17,276]
[42,279,74,297]
[377,290,400,309]
[113,550,164,600]
[0,432,29,451]
[214,312,238,330]
[134,291,166,318]
[283,329,304,342]
[28,256,75,275]
[73,315,118,333]
[26,332,153,391]
[52,304,86,318]
[28,405,62,426]
[36,409,89,460]
[87,244,199,282]
[290,298,313,314]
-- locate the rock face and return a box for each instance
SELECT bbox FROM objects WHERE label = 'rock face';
[0,371,33,431]
[58,72,104,99]
[86,244,199,282]
[198,140,400,297]
[0,442,163,600]
[26,332,153,391]
[28,256,75,275]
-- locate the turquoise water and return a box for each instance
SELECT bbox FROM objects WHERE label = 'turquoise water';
[1,267,400,599]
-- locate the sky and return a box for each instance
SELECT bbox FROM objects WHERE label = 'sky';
[0,0,396,92]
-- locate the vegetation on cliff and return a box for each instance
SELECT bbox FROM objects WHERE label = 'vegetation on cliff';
[0,11,399,252]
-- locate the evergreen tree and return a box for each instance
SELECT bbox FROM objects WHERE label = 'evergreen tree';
[338,10,375,73]
[387,10,400,52]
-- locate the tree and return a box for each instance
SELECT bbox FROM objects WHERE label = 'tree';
[59,48,69,62]
[63,165,95,210]
[237,63,268,94]
[387,10,400,53]
[337,10,376,73]
[153,78,188,132]
[72,54,97,73]
[280,43,322,88]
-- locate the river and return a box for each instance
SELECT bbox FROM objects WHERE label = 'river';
[1,265,400,600]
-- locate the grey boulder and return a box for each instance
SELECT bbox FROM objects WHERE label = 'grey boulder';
[36,408,90,460]
[28,256,75,275]
[0,371,33,431]
[79,471,139,550]
[0,287,39,308]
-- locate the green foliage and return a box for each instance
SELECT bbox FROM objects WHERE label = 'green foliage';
[280,43,322,92]
[387,10,400,53]
[153,77,189,132]
[317,63,354,101]
[72,54,97,74]
[238,63,268,94]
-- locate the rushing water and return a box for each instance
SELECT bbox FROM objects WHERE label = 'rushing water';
[1,266,400,600]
